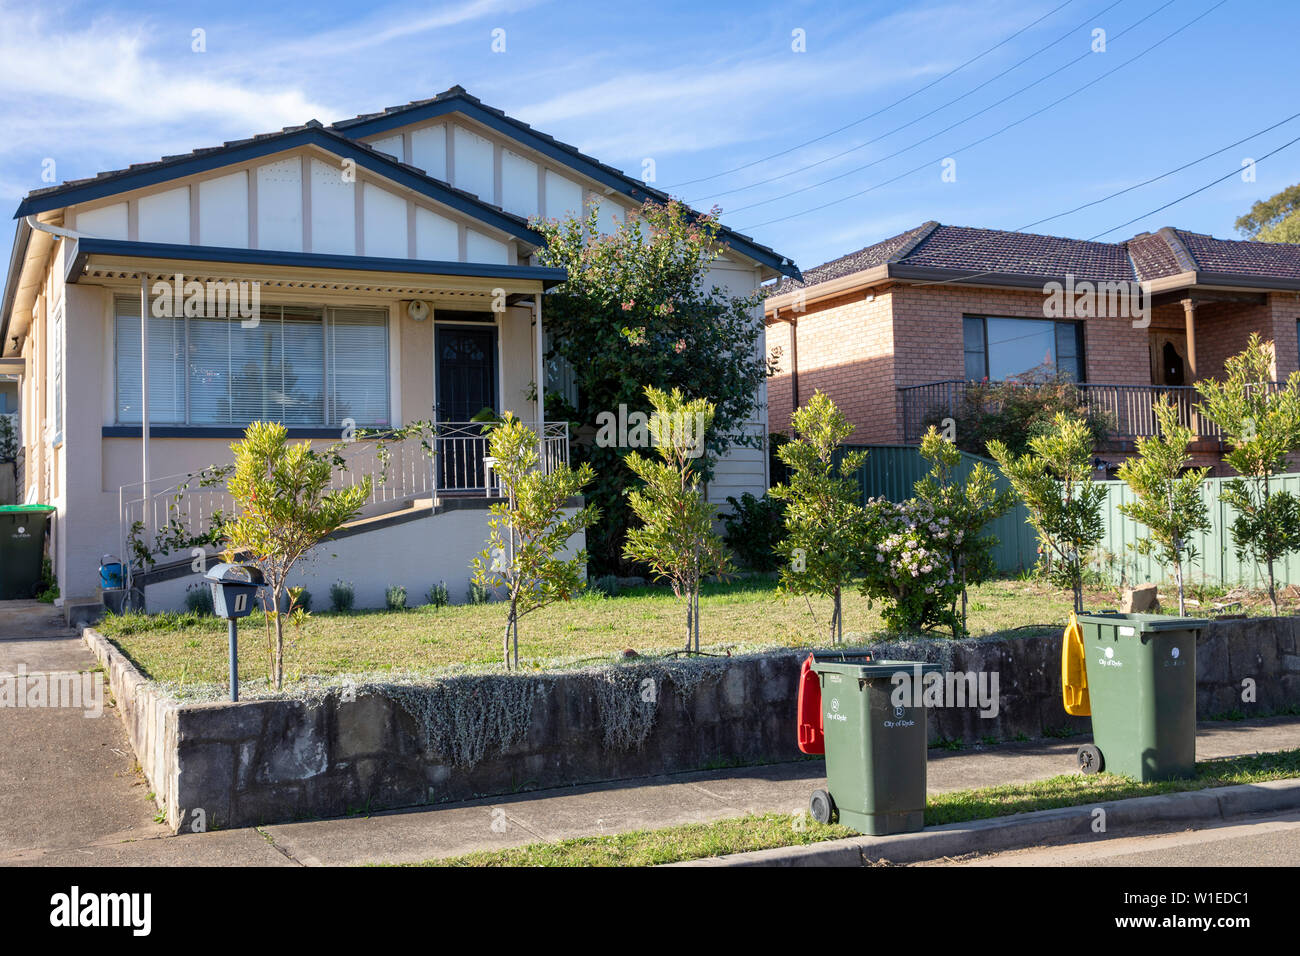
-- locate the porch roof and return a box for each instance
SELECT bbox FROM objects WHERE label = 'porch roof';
[64,238,567,299]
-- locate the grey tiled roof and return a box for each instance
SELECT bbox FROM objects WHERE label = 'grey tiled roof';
[767,222,1300,298]
[18,85,796,274]
[330,86,797,274]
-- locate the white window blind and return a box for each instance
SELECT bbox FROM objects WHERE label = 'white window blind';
[114,296,387,427]
[114,299,186,424]
[328,308,390,427]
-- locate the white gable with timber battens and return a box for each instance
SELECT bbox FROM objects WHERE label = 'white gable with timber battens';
[56,142,531,267]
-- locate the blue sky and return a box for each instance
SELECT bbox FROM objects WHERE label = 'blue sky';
[2,0,1298,274]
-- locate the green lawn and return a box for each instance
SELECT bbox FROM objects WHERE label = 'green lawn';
[98,577,1092,690]
[408,748,1300,867]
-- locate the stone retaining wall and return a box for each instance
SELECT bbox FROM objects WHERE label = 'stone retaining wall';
[84,616,1300,833]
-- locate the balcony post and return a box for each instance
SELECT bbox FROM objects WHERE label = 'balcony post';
[534,291,546,472]
[1183,297,1199,437]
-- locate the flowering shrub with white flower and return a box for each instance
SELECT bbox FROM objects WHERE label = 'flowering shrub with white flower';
[857,497,962,634]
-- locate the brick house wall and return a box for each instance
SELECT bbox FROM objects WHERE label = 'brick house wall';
[767,287,897,442]
[767,282,1300,462]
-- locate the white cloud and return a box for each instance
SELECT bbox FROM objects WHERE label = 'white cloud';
[0,6,332,132]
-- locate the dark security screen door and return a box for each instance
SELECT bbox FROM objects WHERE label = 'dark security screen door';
[437,326,497,421]
[436,325,498,491]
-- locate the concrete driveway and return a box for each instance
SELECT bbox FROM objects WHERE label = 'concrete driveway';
[0,601,170,856]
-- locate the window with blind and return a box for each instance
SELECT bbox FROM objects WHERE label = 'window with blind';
[114,297,389,427]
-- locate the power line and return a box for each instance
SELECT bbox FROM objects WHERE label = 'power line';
[663,0,1082,190]
[729,0,1187,219]
[736,0,1230,231]
[903,129,1300,293]
[689,0,1131,205]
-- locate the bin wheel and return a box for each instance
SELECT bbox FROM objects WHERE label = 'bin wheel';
[1077,744,1104,775]
[810,789,837,825]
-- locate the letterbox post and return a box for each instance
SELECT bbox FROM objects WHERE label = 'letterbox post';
[204,562,264,703]
[228,617,239,702]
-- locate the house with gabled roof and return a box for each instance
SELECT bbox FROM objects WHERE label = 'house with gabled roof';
[764,221,1300,470]
[1,85,797,614]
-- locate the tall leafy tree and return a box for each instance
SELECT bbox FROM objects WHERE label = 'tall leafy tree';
[1236,183,1300,243]
[1115,400,1212,615]
[1196,334,1300,614]
[472,414,599,669]
[622,387,730,653]
[534,199,774,574]
[989,414,1107,614]
[224,422,371,690]
[913,427,1013,634]
[769,391,866,643]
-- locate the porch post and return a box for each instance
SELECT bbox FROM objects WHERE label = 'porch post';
[139,272,150,539]
[1182,297,1198,380]
[1183,296,1199,437]
[534,292,546,471]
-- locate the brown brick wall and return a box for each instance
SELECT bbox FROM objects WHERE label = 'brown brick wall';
[766,287,896,443]
[766,282,1300,453]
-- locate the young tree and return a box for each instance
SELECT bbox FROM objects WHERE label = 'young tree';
[913,427,1013,634]
[622,387,730,653]
[1115,400,1212,615]
[472,414,599,669]
[224,422,371,690]
[989,413,1107,614]
[769,391,866,643]
[534,199,775,574]
[1196,334,1300,614]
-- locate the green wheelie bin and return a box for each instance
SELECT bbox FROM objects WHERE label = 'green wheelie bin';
[800,652,941,835]
[0,504,55,600]
[1074,611,1207,782]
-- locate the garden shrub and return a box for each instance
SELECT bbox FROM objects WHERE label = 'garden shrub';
[858,497,961,634]
[467,578,491,605]
[722,492,786,572]
[386,585,408,611]
[329,580,355,613]
[925,377,1111,460]
[426,581,450,608]
[184,584,215,616]
[589,574,619,597]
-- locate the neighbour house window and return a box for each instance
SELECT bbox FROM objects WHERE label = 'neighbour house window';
[962,315,1084,382]
[114,296,390,427]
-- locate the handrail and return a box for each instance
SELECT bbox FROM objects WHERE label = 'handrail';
[119,422,571,585]
[897,379,1279,444]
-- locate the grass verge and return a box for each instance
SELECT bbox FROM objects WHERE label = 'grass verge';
[404,748,1300,867]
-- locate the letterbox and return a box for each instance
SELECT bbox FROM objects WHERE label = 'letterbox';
[205,563,264,619]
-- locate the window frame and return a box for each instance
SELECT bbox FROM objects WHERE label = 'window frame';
[962,313,1086,383]
[112,295,391,429]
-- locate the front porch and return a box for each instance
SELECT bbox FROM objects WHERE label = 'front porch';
[55,240,577,607]
[899,287,1291,457]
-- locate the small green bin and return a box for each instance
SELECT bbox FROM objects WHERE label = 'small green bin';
[1077,611,1207,782]
[0,504,55,600]
[811,655,941,835]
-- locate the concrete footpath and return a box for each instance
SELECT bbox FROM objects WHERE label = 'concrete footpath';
[2,642,1300,868]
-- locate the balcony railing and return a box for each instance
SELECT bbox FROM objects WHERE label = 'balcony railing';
[898,380,1277,445]
[433,420,570,496]
[117,421,570,586]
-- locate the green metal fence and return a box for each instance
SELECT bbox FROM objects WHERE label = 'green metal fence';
[844,443,1300,588]
[841,445,1038,575]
